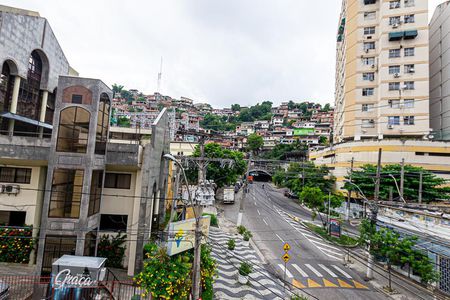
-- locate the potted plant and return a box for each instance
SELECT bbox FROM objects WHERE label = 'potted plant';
[237,225,246,235]
[242,230,252,247]
[238,262,252,284]
[227,238,236,258]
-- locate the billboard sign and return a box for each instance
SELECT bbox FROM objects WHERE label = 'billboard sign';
[329,219,341,237]
[293,128,314,136]
[167,216,211,256]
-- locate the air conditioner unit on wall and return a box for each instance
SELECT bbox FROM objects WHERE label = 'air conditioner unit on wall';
[394,73,400,78]
[387,124,394,129]
[4,185,20,195]
[392,23,399,28]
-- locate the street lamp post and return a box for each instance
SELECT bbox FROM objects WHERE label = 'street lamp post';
[163,154,201,299]
[344,179,378,280]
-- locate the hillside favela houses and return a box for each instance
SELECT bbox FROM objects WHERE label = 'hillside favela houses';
[0,4,171,280]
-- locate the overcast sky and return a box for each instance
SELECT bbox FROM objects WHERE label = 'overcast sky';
[3,0,445,108]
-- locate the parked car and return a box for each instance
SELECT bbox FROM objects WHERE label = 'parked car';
[284,190,298,199]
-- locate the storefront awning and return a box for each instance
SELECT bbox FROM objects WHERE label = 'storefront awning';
[0,112,53,129]
[403,30,418,39]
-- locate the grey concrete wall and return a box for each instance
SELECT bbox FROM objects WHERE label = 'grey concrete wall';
[0,11,69,91]
[0,135,50,162]
[106,143,141,166]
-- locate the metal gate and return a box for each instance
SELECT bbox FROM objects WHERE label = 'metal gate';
[439,255,450,295]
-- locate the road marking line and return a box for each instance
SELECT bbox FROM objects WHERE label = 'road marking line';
[305,264,323,277]
[292,278,306,289]
[257,209,261,215]
[275,234,284,243]
[292,264,308,277]
[332,265,352,279]
[318,264,338,277]
[323,278,338,287]
[278,264,293,278]
[263,219,268,226]
[254,201,257,206]
[307,278,322,288]
[337,278,353,288]
[316,247,344,257]
[353,280,369,289]
[308,240,341,251]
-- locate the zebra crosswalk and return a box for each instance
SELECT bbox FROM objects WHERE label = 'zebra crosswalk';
[274,207,345,260]
[277,262,369,290]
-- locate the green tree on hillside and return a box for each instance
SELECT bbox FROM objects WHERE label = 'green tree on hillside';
[247,133,264,154]
[231,104,241,112]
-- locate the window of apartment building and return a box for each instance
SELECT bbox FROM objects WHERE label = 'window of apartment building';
[362,104,374,112]
[95,93,110,155]
[389,16,401,25]
[388,116,400,125]
[404,116,415,125]
[404,64,415,73]
[363,42,375,51]
[71,94,83,104]
[364,27,376,35]
[389,49,401,58]
[363,72,375,81]
[364,0,376,4]
[0,167,32,184]
[404,81,415,90]
[89,170,103,217]
[389,65,400,74]
[100,214,128,231]
[42,236,77,273]
[389,82,400,90]
[104,173,131,189]
[389,99,400,108]
[56,106,90,153]
[361,119,375,128]
[404,0,414,7]
[404,14,415,23]
[404,47,415,56]
[404,99,414,108]
[362,88,375,96]
[0,211,26,226]
[390,0,400,9]
[49,169,84,218]
[363,57,375,65]
[364,12,376,20]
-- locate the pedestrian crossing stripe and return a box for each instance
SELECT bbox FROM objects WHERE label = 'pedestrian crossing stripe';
[337,279,353,288]
[307,278,322,288]
[323,278,338,287]
[353,280,369,289]
[292,279,305,289]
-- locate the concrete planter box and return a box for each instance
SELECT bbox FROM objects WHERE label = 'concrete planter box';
[238,273,248,284]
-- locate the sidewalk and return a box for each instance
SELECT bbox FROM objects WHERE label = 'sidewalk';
[209,217,283,299]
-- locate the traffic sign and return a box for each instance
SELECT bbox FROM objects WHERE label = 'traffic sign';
[282,253,290,263]
[283,242,291,252]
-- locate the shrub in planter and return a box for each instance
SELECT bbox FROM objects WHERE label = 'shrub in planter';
[237,225,246,235]
[238,262,252,284]
[97,232,127,268]
[227,239,236,251]
[0,226,34,263]
[243,231,253,241]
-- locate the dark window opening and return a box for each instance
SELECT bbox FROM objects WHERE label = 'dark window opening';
[104,173,131,189]
[89,170,103,216]
[100,214,128,231]
[42,236,76,274]
[0,211,26,226]
[95,93,110,155]
[56,106,90,153]
[0,167,32,184]
[49,169,84,218]
[71,94,83,104]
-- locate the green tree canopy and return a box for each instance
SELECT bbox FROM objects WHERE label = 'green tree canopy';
[247,133,264,154]
[344,164,450,203]
[231,104,241,112]
[188,143,247,188]
[200,113,237,131]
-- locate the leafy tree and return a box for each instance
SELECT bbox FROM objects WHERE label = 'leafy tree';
[238,108,254,122]
[322,103,331,112]
[359,220,439,285]
[344,164,450,203]
[188,143,247,188]
[300,187,325,214]
[262,140,307,160]
[247,133,264,154]
[318,136,328,145]
[200,113,236,131]
[97,232,127,268]
[111,83,124,98]
[231,104,241,112]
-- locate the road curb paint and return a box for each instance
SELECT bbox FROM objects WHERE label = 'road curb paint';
[292,279,306,289]
[307,278,322,288]
[353,280,369,289]
[337,279,353,288]
[323,278,339,287]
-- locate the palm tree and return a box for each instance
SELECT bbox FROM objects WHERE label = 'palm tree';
[112,84,124,98]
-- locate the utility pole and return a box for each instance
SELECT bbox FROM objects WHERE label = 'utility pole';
[367,148,382,280]
[192,138,205,300]
[346,157,354,221]
[418,171,423,204]
[237,153,252,227]
[400,158,405,202]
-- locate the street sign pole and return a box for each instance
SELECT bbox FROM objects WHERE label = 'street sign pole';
[283,260,287,295]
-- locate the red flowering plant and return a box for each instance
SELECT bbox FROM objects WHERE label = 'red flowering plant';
[0,226,34,263]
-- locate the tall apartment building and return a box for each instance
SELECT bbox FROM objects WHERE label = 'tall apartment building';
[430,1,450,141]
[334,0,430,143]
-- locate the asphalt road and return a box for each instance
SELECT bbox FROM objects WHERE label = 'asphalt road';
[237,182,389,300]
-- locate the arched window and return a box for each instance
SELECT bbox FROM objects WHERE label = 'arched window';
[0,61,15,133]
[16,51,43,120]
[56,107,90,153]
[95,93,110,155]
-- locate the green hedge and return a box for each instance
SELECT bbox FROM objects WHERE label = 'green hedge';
[0,226,34,263]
